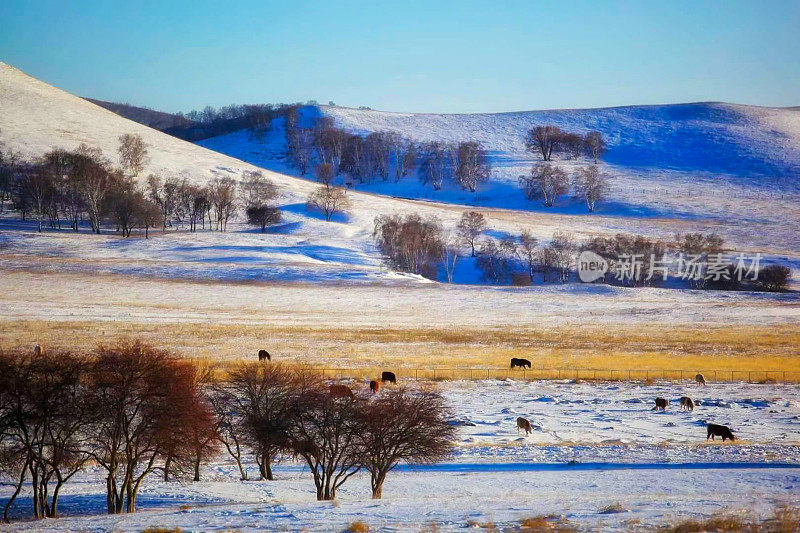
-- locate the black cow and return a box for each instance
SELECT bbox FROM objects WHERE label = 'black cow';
[707,423,735,442]
[381,371,397,384]
[510,358,531,369]
[258,350,271,361]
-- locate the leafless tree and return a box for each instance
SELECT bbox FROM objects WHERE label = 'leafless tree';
[118,134,148,176]
[454,141,490,192]
[239,170,278,210]
[584,131,606,163]
[0,350,94,520]
[208,177,237,231]
[519,230,539,283]
[287,387,363,500]
[307,186,350,222]
[374,213,444,278]
[456,211,487,257]
[572,166,611,212]
[419,142,452,191]
[228,364,310,481]
[316,162,335,186]
[476,236,519,284]
[359,388,455,499]
[74,144,112,234]
[287,128,314,175]
[21,164,53,232]
[519,163,569,207]
[364,132,392,180]
[440,231,461,283]
[388,134,417,180]
[86,341,201,514]
[543,231,577,283]
[525,125,564,161]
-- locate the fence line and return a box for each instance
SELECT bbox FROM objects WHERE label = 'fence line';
[312,366,800,383]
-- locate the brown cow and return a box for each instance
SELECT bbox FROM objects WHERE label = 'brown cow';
[516,417,533,435]
[381,371,396,384]
[707,423,735,442]
[369,380,380,394]
[258,350,271,361]
[34,344,45,357]
[680,396,695,411]
[329,384,355,399]
[695,373,706,386]
[652,398,668,411]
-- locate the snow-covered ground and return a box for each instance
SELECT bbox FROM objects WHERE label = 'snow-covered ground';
[2,380,799,531]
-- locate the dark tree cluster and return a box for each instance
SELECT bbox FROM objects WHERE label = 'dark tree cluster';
[0,342,216,521]
[1,343,454,523]
[285,117,490,193]
[373,213,445,279]
[524,126,606,163]
[0,138,282,236]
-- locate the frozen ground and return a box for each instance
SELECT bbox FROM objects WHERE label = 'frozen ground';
[2,380,798,531]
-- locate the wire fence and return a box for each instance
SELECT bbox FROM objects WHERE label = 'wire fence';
[315,367,800,383]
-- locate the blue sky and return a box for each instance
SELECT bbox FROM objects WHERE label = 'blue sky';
[1,0,798,113]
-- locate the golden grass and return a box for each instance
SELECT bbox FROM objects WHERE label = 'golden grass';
[346,521,370,533]
[3,319,800,381]
[661,506,800,533]
[518,515,577,532]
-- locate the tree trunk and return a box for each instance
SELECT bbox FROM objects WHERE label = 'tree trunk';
[194,455,201,482]
[164,455,171,482]
[259,451,273,481]
[3,460,27,522]
[371,471,386,499]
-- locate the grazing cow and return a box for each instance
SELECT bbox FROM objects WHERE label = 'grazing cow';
[707,423,735,442]
[516,417,533,435]
[329,384,355,399]
[369,380,380,394]
[695,373,706,386]
[652,398,668,411]
[258,350,271,362]
[510,358,532,369]
[381,371,397,384]
[680,396,695,411]
[33,343,44,357]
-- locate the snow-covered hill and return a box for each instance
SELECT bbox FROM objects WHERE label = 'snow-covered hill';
[1,61,799,285]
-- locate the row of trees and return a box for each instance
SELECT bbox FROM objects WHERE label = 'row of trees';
[525,126,607,163]
[285,116,492,192]
[0,342,454,523]
[0,135,285,236]
[373,211,791,291]
[520,164,612,211]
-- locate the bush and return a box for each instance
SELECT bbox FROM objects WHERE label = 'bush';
[511,272,531,286]
[757,264,791,292]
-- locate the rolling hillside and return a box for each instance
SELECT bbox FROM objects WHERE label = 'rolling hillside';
[1,61,799,286]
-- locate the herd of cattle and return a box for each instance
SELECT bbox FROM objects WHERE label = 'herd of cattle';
[513,369,736,442]
[259,351,738,443]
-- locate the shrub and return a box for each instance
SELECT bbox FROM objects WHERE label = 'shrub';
[346,521,370,533]
[756,264,791,292]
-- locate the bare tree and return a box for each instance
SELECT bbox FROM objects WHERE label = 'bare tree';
[419,142,452,191]
[74,144,112,234]
[519,230,539,283]
[239,170,278,209]
[454,141,490,192]
[374,213,444,278]
[316,162,335,186]
[118,134,148,176]
[86,341,200,514]
[584,131,606,163]
[287,128,314,175]
[476,237,519,284]
[359,388,455,499]
[546,231,577,282]
[208,177,237,231]
[519,163,569,207]
[307,186,350,222]
[288,387,363,500]
[572,166,611,212]
[364,132,392,180]
[21,164,54,232]
[525,125,564,161]
[456,211,487,257]
[440,231,461,283]
[0,350,93,520]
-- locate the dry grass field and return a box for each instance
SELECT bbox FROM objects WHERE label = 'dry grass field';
[2,270,798,381]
